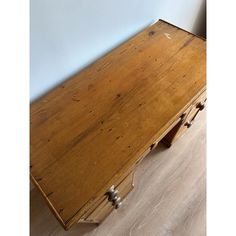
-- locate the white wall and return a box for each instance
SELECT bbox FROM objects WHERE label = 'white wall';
[30,0,206,101]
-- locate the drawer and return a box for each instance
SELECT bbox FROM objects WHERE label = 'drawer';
[79,171,134,223]
[161,90,206,146]
[184,91,206,128]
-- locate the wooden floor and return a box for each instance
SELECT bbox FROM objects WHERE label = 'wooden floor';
[30,110,206,236]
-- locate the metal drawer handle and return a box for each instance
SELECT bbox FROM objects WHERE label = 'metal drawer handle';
[114,200,122,209]
[196,102,205,111]
[106,185,119,201]
[106,185,123,209]
[185,102,206,128]
[185,121,193,128]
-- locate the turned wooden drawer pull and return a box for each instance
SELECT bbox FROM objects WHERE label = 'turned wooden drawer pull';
[106,185,123,209]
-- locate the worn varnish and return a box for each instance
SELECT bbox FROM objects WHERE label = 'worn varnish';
[30,109,206,236]
[30,20,206,230]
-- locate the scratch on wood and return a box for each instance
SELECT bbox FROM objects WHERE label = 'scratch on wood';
[164,33,172,39]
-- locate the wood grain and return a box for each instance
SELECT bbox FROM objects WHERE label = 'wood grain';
[30,19,206,229]
[162,90,206,147]
[30,109,206,236]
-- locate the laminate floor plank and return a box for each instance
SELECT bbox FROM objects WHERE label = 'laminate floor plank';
[30,110,206,236]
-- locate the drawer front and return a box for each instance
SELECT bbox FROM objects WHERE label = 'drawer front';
[79,171,134,223]
[161,90,206,146]
[184,91,206,128]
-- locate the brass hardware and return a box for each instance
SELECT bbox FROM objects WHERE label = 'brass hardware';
[106,185,123,209]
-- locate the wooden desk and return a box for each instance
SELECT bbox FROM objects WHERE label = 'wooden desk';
[30,20,206,230]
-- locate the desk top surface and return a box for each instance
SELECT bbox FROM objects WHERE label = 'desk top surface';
[30,20,206,229]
